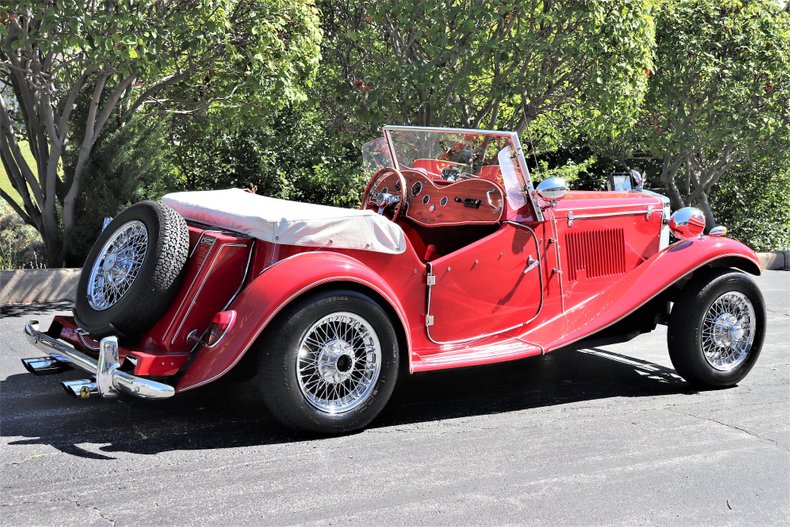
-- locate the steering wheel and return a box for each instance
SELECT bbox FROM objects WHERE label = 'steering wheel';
[362,167,408,222]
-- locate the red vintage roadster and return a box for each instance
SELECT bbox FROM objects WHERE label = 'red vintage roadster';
[22,126,765,433]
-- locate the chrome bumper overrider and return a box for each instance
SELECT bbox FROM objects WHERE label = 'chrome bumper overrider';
[23,321,175,400]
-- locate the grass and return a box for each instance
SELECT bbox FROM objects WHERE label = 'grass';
[0,141,37,206]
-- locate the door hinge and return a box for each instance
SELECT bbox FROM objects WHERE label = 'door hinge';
[426,314,435,327]
[426,273,436,286]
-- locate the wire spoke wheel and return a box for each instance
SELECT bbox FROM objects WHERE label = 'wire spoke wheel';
[700,291,756,371]
[296,312,382,414]
[86,220,148,311]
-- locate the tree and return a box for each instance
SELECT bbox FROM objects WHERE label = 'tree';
[318,0,655,138]
[710,158,790,251]
[168,105,365,207]
[1,1,321,266]
[633,0,790,226]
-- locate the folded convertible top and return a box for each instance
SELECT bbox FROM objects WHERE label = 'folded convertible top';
[162,188,407,254]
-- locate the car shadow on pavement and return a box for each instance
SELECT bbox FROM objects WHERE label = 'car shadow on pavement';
[376,347,696,428]
[1,347,696,459]
[0,301,74,318]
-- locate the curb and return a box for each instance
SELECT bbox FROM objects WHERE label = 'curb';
[0,268,80,304]
[756,251,789,271]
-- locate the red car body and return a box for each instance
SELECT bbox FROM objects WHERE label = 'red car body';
[23,126,763,433]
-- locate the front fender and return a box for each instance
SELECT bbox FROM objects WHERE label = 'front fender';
[176,251,411,392]
[527,236,761,351]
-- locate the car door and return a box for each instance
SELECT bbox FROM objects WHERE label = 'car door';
[426,223,543,343]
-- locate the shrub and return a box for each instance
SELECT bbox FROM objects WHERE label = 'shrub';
[0,199,45,269]
[711,169,790,252]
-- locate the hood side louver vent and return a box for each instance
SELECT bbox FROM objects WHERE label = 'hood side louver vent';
[565,228,626,282]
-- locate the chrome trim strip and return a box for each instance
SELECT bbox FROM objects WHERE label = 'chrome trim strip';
[424,222,544,345]
[24,321,174,399]
[548,210,566,313]
[384,125,512,136]
[559,202,660,212]
[170,243,249,345]
[567,209,653,220]
[222,240,256,311]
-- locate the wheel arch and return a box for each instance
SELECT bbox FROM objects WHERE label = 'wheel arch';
[176,251,412,392]
[288,281,411,375]
[704,255,761,276]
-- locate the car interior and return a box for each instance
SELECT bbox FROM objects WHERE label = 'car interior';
[365,161,506,262]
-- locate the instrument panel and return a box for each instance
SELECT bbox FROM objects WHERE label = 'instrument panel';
[374,169,504,227]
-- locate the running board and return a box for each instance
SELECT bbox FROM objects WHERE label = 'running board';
[411,337,543,372]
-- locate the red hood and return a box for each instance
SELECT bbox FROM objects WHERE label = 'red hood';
[553,190,665,215]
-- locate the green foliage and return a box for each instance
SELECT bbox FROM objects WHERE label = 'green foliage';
[2,1,322,116]
[0,198,44,269]
[319,0,655,136]
[530,156,598,187]
[65,120,181,266]
[711,165,790,252]
[1,0,322,266]
[2,0,786,258]
[628,0,790,223]
[170,106,364,207]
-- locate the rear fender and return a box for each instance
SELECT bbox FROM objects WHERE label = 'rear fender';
[176,251,410,392]
[528,236,761,351]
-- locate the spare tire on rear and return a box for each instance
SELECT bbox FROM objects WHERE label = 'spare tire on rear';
[74,201,189,338]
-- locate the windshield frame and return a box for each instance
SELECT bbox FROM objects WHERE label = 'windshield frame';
[381,125,543,221]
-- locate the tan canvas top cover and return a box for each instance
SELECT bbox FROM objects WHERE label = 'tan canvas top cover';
[162,188,407,254]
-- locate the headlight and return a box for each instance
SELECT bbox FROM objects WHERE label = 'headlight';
[669,207,706,239]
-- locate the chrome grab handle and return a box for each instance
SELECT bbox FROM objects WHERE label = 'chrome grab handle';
[523,256,539,274]
[486,189,502,214]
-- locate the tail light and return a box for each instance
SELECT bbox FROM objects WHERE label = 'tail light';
[205,310,236,347]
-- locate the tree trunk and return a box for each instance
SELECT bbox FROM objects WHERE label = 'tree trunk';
[660,154,686,210]
[696,191,717,231]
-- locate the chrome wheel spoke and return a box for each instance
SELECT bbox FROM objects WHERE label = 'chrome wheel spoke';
[700,291,756,371]
[296,312,382,415]
[86,221,149,311]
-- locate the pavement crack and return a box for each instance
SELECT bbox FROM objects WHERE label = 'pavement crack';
[68,496,116,527]
[766,308,789,318]
[669,408,789,452]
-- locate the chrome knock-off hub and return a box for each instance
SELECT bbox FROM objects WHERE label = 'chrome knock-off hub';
[317,339,356,384]
[712,313,743,348]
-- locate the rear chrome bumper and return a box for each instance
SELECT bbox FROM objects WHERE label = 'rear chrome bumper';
[24,321,175,400]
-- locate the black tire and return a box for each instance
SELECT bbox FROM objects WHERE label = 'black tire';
[74,201,189,338]
[667,269,766,387]
[257,289,399,434]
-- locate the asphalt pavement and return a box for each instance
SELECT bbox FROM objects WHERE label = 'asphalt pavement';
[1,271,788,526]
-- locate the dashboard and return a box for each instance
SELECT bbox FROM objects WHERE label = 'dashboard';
[374,168,504,227]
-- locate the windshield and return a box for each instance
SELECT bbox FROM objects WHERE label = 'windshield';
[362,126,535,214]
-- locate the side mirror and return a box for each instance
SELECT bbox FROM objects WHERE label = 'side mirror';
[536,177,568,205]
